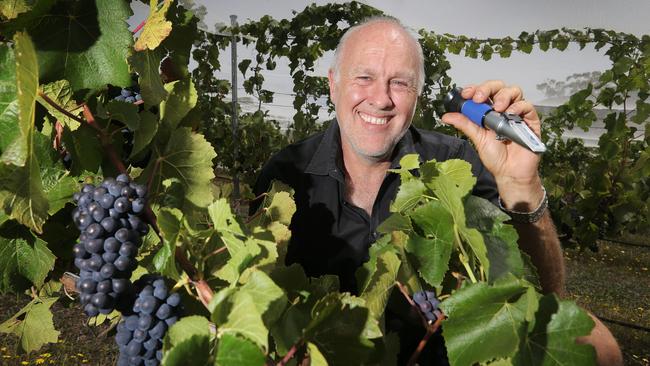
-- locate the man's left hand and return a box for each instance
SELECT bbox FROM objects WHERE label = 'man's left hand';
[441,80,543,210]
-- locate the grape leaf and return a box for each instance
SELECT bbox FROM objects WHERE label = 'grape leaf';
[131,110,158,158]
[387,153,420,181]
[166,315,210,347]
[60,124,103,175]
[215,333,266,366]
[422,159,489,279]
[25,0,132,91]
[0,230,55,292]
[2,32,38,167]
[0,44,19,156]
[239,270,287,326]
[357,236,401,321]
[160,78,198,130]
[0,0,33,20]
[406,200,455,287]
[152,207,182,279]
[0,297,59,353]
[465,196,524,282]
[208,198,244,236]
[103,100,140,131]
[307,342,329,366]
[218,290,269,350]
[513,295,596,366]
[162,334,210,366]
[441,276,536,366]
[134,0,173,52]
[303,293,374,366]
[215,237,261,285]
[37,80,82,131]
[376,212,412,233]
[143,127,216,208]
[390,178,426,213]
[129,48,168,106]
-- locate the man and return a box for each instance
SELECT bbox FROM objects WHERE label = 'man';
[253,16,622,365]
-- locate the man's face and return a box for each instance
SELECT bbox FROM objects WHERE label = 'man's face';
[329,23,419,162]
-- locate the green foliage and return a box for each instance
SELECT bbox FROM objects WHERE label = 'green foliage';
[0,2,644,364]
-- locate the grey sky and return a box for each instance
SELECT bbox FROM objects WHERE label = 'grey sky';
[132,1,650,120]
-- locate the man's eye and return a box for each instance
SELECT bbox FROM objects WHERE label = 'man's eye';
[391,80,409,88]
[357,76,371,81]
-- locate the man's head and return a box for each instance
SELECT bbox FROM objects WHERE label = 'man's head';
[328,17,424,162]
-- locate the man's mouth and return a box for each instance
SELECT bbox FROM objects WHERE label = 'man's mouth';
[359,111,389,125]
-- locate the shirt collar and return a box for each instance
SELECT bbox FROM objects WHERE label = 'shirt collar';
[305,120,421,176]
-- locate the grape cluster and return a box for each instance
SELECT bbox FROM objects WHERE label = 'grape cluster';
[115,88,142,103]
[116,275,182,366]
[412,290,443,323]
[72,174,149,316]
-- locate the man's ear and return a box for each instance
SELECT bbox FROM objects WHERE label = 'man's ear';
[328,69,337,102]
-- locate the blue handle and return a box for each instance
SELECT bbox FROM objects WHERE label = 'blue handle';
[460,100,492,127]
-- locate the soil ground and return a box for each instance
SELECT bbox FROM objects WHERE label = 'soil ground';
[1,240,648,366]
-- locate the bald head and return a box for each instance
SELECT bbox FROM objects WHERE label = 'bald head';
[330,17,425,95]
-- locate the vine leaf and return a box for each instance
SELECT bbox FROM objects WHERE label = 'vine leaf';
[0,0,33,20]
[143,127,216,208]
[25,0,133,91]
[215,333,266,366]
[0,33,49,233]
[216,290,269,350]
[441,276,537,366]
[465,196,525,282]
[134,0,173,52]
[129,48,168,105]
[37,80,82,131]
[307,342,329,366]
[357,235,401,321]
[153,207,182,279]
[162,335,210,366]
[0,231,55,292]
[160,78,198,130]
[0,44,19,160]
[166,315,211,348]
[0,297,59,353]
[131,110,159,158]
[406,200,455,288]
[513,295,596,365]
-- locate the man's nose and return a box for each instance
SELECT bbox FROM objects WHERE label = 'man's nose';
[368,81,394,109]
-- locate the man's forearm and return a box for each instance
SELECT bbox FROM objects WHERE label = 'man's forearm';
[512,210,565,295]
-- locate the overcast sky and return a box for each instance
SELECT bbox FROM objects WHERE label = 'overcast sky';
[133,1,650,120]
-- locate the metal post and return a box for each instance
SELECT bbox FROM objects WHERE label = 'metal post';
[230,14,240,199]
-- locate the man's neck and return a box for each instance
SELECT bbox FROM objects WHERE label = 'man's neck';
[341,142,392,216]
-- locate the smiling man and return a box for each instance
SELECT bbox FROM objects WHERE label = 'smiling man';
[253,16,621,365]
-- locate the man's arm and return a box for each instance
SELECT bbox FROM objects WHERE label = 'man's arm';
[442,80,622,366]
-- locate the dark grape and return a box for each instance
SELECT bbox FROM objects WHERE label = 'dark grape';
[102,252,119,263]
[100,194,115,209]
[97,280,112,293]
[73,243,87,258]
[85,238,104,254]
[166,293,181,307]
[114,197,131,213]
[100,263,116,279]
[77,278,96,294]
[412,290,443,324]
[91,293,110,308]
[119,242,137,257]
[86,223,104,239]
[112,279,130,294]
[101,217,118,233]
[131,199,145,214]
[115,228,130,243]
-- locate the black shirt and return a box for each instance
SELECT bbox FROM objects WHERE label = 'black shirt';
[253,120,498,292]
[253,120,498,364]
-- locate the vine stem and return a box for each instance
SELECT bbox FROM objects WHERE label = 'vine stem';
[41,94,215,308]
[453,224,477,283]
[273,339,304,366]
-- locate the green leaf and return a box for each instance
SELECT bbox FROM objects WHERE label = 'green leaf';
[357,237,401,321]
[27,0,132,91]
[166,315,211,347]
[131,110,159,158]
[0,153,48,233]
[143,127,216,208]
[513,295,596,365]
[390,178,426,213]
[36,80,82,131]
[60,124,103,175]
[134,0,173,52]
[239,270,287,324]
[238,59,252,78]
[130,48,168,105]
[215,237,261,285]
[0,297,59,353]
[153,207,182,279]
[218,290,269,350]
[162,334,210,366]
[2,32,38,167]
[160,78,198,131]
[465,196,524,282]
[376,212,412,234]
[307,342,329,366]
[0,231,55,292]
[0,44,19,156]
[215,333,265,366]
[406,200,455,287]
[0,0,33,20]
[441,276,536,366]
[208,198,244,236]
[304,293,374,366]
[104,100,140,130]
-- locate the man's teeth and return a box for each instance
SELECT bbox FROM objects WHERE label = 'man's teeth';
[360,112,387,125]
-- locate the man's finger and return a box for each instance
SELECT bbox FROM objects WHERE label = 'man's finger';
[504,100,542,135]
[492,85,524,112]
[441,112,492,147]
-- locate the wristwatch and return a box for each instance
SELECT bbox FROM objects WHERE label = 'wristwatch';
[498,186,548,224]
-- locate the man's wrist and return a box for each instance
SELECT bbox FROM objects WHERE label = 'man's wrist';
[498,186,548,224]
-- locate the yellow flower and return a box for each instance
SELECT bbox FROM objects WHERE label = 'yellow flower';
[40,353,52,358]
[21,361,28,365]
[35,358,45,365]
